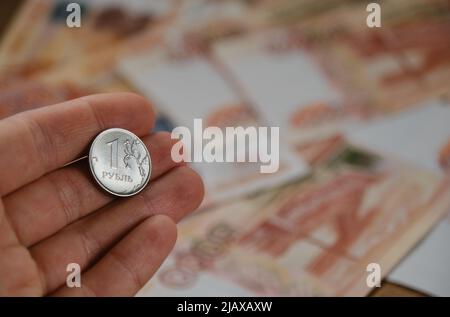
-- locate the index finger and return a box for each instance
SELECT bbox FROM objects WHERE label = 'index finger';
[0,93,155,196]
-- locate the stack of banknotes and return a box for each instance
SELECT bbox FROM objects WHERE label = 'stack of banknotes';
[1,0,449,296]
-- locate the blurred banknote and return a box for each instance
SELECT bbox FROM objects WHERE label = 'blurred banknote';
[119,46,308,205]
[346,98,450,296]
[138,141,450,296]
[348,99,450,175]
[0,0,178,84]
[213,27,359,146]
[298,0,450,114]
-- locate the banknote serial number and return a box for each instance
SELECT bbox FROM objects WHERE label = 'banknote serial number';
[177,301,273,314]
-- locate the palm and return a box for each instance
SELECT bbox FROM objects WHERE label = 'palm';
[0,93,203,296]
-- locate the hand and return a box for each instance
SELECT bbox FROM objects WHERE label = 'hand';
[0,93,204,296]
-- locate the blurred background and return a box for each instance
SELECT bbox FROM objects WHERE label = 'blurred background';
[1,0,450,297]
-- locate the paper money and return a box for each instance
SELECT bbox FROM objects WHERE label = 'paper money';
[346,98,450,296]
[347,100,450,175]
[213,27,358,146]
[213,0,450,146]
[0,0,177,82]
[138,142,450,296]
[1,0,449,297]
[303,0,450,114]
[119,46,308,205]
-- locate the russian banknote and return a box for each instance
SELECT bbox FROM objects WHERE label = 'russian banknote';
[0,0,178,85]
[346,98,450,296]
[213,27,358,146]
[119,45,308,206]
[138,141,450,296]
[347,99,450,175]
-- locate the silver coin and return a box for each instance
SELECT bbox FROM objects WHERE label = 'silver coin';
[89,128,151,197]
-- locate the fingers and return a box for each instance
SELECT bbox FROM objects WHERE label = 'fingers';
[0,202,43,296]
[30,166,204,293]
[0,92,155,196]
[53,215,177,297]
[0,243,44,296]
[4,132,182,247]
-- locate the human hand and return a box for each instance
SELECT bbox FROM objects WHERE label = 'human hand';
[0,93,204,296]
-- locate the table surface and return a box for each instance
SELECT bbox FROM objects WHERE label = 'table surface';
[0,1,426,298]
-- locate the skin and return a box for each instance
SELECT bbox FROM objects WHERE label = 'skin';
[0,93,204,296]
